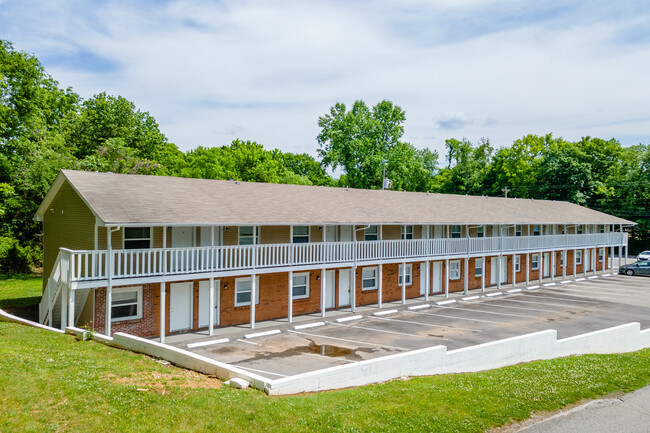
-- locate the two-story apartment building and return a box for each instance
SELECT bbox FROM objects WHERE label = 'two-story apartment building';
[35,170,633,341]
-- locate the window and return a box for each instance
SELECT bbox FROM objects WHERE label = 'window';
[560,251,565,267]
[365,226,378,241]
[598,248,604,263]
[515,225,522,237]
[292,226,309,243]
[111,286,142,321]
[577,225,583,235]
[123,227,151,249]
[398,264,412,285]
[475,258,483,277]
[401,225,413,240]
[238,226,259,245]
[292,273,309,299]
[533,225,541,236]
[600,225,605,233]
[451,225,461,238]
[576,250,583,265]
[531,254,539,270]
[449,260,461,280]
[362,267,378,291]
[477,226,484,238]
[515,255,521,272]
[234,277,260,307]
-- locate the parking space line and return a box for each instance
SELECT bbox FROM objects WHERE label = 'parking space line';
[327,321,434,339]
[501,297,590,308]
[475,301,559,313]
[409,310,501,324]
[287,329,410,351]
[440,305,537,319]
[369,316,481,332]
[524,293,600,304]
[234,365,288,378]
[237,338,259,345]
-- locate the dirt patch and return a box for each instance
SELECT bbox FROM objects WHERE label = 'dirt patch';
[103,369,221,394]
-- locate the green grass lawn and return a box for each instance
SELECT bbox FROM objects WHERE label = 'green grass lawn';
[0,274,42,309]
[1,277,649,432]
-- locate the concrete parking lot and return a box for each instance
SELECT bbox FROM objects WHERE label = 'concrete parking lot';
[166,272,650,380]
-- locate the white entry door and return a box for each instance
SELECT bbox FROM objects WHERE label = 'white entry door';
[338,269,351,307]
[198,280,219,328]
[172,227,194,272]
[543,253,550,277]
[491,257,497,285]
[432,262,443,293]
[434,225,444,238]
[501,256,508,283]
[325,270,336,309]
[325,226,337,242]
[170,282,193,332]
[585,249,592,271]
[340,225,353,242]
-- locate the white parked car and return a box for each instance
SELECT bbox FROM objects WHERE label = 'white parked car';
[637,250,650,261]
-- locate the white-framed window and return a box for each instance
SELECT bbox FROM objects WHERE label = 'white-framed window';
[515,255,521,272]
[560,251,565,267]
[292,226,310,244]
[475,258,483,277]
[515,225,522,237]
[234,276,261,307]
[238,226,259,245]
[111,286,142,322]
[598,248,604,263]
[531,254,540,270]
[362,267,378,291]
[398,264,412,285]
[123,227,151,249]
[292,272,309,299]
[577,224,583,235]
[576,250,583,265]
[477,226,484,238]
[533,225,541,236]
[451,225,461,238]
[449,260,461,280]
[401,225,413,240]
[365,225,378,241]
[600,225,605,233]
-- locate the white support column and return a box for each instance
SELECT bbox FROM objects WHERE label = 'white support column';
[208,277,215,336]
[573,249,577,277]
[216,280,221,326]
[106,226,115,336]
[497,254,502,289]
[610,246,614,272]
[321,268,326,317]
[563,250,567,279]
[526,253,530,286]
[444,259,450,298]
[584,249,588,276]
[551,251,556,280]
[250,274,256,329]
[68,288,75,328]
[288,271,293,323]
[424,261,430,301]
[351,266,356,313]
[61,284,68,330]
[539,252,543,283]
[378,265,383,309]
[160,282,166,343]
[593,247,597,275]
[512,254,516,287]
[481,256,486,292]
[463,257,469,294]
[401,261,406,304]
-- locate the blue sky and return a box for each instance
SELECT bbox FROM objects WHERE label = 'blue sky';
[1,0,649,158]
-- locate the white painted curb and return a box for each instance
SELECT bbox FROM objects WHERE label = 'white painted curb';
[527,285,540,290]
[187,338,230,349]
[602,273,612,277]
[588,276,599,280]
[408,304,431,310]
[506,289,521,294]
[436,300,457,305]
[336,315,363,323]
[461,296,480,301]
[244,329,281,339]
[373,309,398,316]
[294,322,325,330]
[485,292,503,297]
[560,280,572,284]
[575,278,586,282]
[543,282,557,287]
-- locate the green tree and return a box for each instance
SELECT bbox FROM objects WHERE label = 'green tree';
[438,138,493,195]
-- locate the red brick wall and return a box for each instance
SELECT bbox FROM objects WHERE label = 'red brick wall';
[94,284,157,337]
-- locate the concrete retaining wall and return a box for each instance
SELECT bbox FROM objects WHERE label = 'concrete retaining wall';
[0,308,64,333]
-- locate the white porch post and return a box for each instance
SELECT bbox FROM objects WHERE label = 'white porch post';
[525,253,530,286]
[497,254,502,289]
[539,252,543,283]
[424,261,430,301]
[250,274,256,329]
[481,256,486,292]
[106,226,115,336]
[162,226,167,273]
[321,268,326,317]
[378,264,383,308]
[288,271,293,323]
[512,255,516,287]
[610,246,614,272]
[593,247,597,274]
[401,261,406,304]
[61,284,68,330]
[68,287,75,328]
[351,266,356,313]
[584,249,588,276]
[208,277,215,336]
[160,282,165,343]
[464,257,469,294]
[551,251,555,280]
[563,249,567,279]
[573,249,577,277]
[216,280,221,326]
[444,259,450,298]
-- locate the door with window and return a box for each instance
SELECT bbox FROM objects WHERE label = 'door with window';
[338,269,351,307]
[170,282,193,332]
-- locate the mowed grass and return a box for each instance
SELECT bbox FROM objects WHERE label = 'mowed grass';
[0,274,42,309]
[1,277,649,432]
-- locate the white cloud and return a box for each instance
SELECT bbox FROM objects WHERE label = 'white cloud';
[1,0,649,159]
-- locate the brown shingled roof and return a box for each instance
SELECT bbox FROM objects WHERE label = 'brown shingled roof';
[35,170,635,226]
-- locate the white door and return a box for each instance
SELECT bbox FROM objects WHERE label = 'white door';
[325,226,337,242]
[501,256,508,283]
[172,227,194,272]
[340,225,353,242]
[585,249,592,271]
[432,262,443,293]
[491,257,497,285]
[325,270,336,309]
[420,262,428,295]
[433,225,444,238]
[198,280,219,328]
[543,253,550,277]
[200,226,221,246]
[338,269,351,307]
[170,282,193,332]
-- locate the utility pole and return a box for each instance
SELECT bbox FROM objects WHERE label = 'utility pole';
[502,186,511,198]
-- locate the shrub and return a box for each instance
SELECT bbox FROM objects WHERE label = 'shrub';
[0,237,31,274]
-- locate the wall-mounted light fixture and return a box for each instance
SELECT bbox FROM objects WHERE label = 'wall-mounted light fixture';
[223,283,229,290]
[316,275,320,280]
[224,227,229,232]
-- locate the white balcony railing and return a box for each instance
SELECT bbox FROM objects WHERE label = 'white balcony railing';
[63,232,627,283]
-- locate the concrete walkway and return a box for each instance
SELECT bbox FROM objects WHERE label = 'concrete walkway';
[518,385,650,433]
